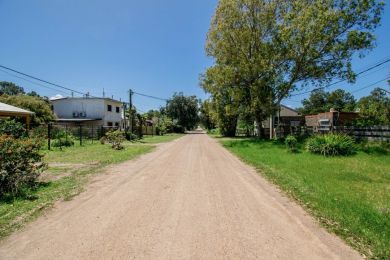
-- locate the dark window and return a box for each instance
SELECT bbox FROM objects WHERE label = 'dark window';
[107,105,112,112]
[116,106,120,113]
[115,122,119,127]
[107,122,113,127]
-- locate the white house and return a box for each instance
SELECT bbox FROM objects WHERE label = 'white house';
[51,97,124,128]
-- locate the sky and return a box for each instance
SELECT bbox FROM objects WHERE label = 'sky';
[0,0,389,112]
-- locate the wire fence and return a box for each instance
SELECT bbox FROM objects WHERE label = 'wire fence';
[29,123,157,150]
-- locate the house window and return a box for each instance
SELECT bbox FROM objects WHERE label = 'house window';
[116,106,120,113]
[115,122,119,127]
[107,105,112,112]
[107,122,113,127]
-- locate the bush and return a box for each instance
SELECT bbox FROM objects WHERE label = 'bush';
[51,138,75,148]
[125,132,138,141]
[207,128,220,135]
[105,130,125,150]
[0,119,26,138]
[285,135,298,152]
[306,133,355,156]
[0,135,46,196]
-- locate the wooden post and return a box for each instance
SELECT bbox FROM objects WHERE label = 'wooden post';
[26,115,31,130]
[79,125,82,146]
[48,123,52,150]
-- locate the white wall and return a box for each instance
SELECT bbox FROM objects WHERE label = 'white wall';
[52,98,124,127]
[103,100,123,126]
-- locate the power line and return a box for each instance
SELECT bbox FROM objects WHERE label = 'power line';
[133,91,168,101]
[350,76,390,94]
[0,68,71,96]
[0,64,87,96]
[287,76,390,104]
[288,58,390,98]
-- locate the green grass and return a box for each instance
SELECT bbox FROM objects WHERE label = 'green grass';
[0,141,158,240]
[136,133,184,144]
[44,142,153,165]
[221,138,390,259]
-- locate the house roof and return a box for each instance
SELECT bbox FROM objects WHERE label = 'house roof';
[0,102,34,115]
[50,97,123,104]
[280,104,298,113]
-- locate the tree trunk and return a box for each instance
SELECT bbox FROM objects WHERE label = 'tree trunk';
[255,117,263,138]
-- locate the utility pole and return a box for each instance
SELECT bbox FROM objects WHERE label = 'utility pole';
[129,89,133,136]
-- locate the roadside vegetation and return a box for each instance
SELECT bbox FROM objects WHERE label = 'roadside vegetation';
[220,136,390,258]
[0,131,183,240]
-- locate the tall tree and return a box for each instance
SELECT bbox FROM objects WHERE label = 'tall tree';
[0,82,25,96]
[166,93,199,131]
[203,0,384,136]
[357,88,390,126]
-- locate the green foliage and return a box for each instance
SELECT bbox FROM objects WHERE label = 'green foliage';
[203,0,383,135]
[207,128,220,135]
[356,88,390,126]
[285,135,298,152]
[51,138,74,148]
[166,93,199,131]
[0,82,25,96]
[125,132,138,141]
[0,95,54,125]
[105,130,125,150]
[306,133,356,156]
[199,99,216,130]
[0,120,26,138]
[299,89,356,115]
[50,130,75,148]
[0,135,46,197]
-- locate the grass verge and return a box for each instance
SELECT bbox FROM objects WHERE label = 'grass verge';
[220,138,390,259]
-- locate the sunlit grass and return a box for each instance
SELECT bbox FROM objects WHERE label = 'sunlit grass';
[221,138,390,258]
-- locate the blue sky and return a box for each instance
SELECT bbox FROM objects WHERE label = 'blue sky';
[0,0,389,111]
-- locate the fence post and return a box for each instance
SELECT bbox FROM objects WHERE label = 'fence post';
[65,125,68,143]
[48,123,52,150]
[79,125,82,146]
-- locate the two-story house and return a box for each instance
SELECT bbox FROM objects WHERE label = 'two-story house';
[51,97,124,128]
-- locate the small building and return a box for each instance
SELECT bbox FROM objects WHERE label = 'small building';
[51,97,124,129]
[0,102,34,129]
[305,109,359,132]
[262,105,304,138]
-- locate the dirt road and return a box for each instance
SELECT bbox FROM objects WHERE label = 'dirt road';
[0,134,360,259]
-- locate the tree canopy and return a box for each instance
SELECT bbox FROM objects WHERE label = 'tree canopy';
[0,94,54,125]
[299,89,356,115]
[165,93,199,131]
[0,82,25,96]
[202,0,384,136]
[356,88,390,126]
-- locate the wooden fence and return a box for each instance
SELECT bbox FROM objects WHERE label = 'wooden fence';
[334,126,390,142]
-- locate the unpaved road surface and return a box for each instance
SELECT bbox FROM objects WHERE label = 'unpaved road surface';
[0,134,360,259]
